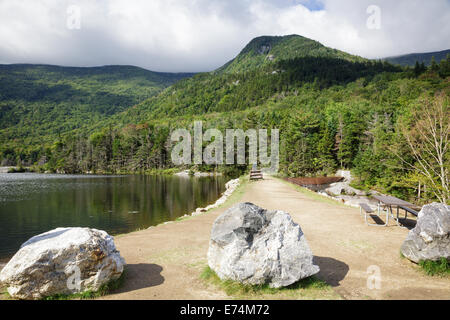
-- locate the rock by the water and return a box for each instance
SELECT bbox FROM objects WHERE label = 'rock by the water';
[191,178,239,216]
[0,227,125,300]
[207,203,319,288]
[401,203,450,263]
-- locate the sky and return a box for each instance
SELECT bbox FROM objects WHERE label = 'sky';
[0,0,449,72]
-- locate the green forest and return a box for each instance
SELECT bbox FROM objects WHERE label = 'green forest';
[1,35,449,204]
[0,64,193,151]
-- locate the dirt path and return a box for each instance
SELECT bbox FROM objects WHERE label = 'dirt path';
[101,176,450,300]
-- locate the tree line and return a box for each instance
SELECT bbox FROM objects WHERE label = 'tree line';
[1,55,449,204]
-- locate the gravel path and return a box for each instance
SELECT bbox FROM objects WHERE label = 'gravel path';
[100,176,450,300]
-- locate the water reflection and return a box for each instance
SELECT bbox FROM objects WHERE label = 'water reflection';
[0,173,226,259]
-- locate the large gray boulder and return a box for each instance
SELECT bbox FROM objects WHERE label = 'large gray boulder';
[401,203,450,263]
[207,203,319,288]
[0,227,125,299]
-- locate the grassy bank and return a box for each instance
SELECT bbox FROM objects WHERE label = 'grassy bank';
[0,286,9,300]
[200,266,341,300]
[29,167,182,176]
[3,165,234,177]
[419,258,450,277]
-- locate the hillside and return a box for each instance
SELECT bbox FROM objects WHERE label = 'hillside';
[219,34,366,74]
[116,35,396,123]
[0,64,193,154]
[1,34,449,203]
[384,49,450,66]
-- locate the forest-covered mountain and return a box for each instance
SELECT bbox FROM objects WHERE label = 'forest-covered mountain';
[112,35,396,123]
[0,64,193,150]
[1,35,449,203]
[385,49,450,67]
[218,34,366,74]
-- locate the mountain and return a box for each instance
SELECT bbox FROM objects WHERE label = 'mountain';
[1,34,448,204]
[218,34,366,74]
[0,64,193,148]
[114,35,396,123]
[384,49,450,66]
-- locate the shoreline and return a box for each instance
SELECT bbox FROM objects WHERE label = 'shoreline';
[145,178,241,229]
[182,178,240,218]
[0,167,227,178]
[2,176,449,300]
[0,176,241,264]
[0,167,177,176]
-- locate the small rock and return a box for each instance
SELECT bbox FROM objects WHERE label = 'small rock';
[189,178,240,217]
[174,170,190,177]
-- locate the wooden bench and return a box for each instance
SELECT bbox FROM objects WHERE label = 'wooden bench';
[372,194,419,228]
[387,205,420,228]
[359,203,374,214]
[398,205,419,217]
[359,203,389,227]
[250,169,263,181]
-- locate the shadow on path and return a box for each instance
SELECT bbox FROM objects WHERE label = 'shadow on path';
[113,263,164,294]
[367,214,417,229]
[367,214,387,226]
[313,256,349,287]
[398,218,417,230]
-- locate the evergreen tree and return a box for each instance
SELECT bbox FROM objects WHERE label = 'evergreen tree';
[430,56,439,72]
[414,61,421,77]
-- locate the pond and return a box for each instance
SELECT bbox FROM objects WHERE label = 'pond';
[0,173,227,260]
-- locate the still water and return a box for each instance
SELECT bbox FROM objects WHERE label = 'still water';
[0,173,227,260]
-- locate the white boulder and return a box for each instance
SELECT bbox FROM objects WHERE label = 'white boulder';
[401,203,450,263]
[0,227,125,299]
[208,203,319,288]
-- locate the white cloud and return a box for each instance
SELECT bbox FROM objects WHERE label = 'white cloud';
[0,0,448,72]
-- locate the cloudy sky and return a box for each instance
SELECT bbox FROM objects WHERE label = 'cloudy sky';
[0,0,449,72]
